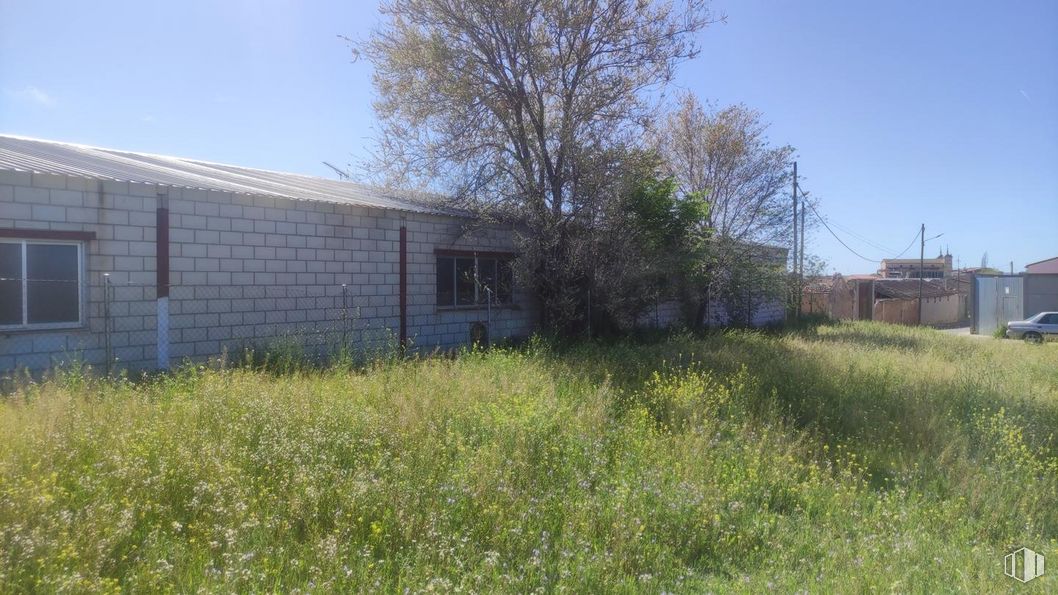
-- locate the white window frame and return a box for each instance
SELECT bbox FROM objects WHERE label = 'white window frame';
[0,238,85,331]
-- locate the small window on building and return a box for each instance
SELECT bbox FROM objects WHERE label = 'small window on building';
[494,258,514,304]
[476,258,496,304]
[455,257,476,306]
[0,240,83,329]
[435,253,515,307]
[436,257,454,307]
[0,243,22,326]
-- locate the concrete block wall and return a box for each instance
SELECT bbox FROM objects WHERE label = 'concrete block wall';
[636,296,786,330]
[0,171,538,373]
[634,299,684,330]
[704,297,785,328]
[0,171,161,372]
[163,187,537,359]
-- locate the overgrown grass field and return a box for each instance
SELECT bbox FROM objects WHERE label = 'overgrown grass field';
[1,322,1056,591]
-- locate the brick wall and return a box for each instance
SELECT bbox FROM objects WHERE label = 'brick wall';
[0,171,538,373]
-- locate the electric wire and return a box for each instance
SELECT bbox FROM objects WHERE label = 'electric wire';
[827,220,897,255]
[890,228,921,259]
[798,184,923,262]
[801,197,881,263]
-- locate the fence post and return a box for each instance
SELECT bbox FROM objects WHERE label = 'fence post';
[103,273,112,377]
[586,288,592,338]
[486,286,492,346]
[341,283,349,348]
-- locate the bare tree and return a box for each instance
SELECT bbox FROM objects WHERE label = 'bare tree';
[359,0,716,329]
[650,93,794,326]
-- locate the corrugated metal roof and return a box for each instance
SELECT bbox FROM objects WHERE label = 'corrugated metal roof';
[0,134,466,217]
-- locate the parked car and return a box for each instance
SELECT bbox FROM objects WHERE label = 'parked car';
[1005,312,1058,343]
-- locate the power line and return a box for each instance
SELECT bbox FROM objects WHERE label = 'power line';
[828,219,897,255]
[802,198,881,263]
[890,228,921,259]
[798,186,922,261]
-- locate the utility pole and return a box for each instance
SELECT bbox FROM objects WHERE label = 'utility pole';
[956,256,962,319]
[799,195,805,300]
[918,223,925,325]
[792,161,798,318]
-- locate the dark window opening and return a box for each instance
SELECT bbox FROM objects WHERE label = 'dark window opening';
[436,257,454,307]
[496,259,513,304]
[455,257,476,306]
[27,244,79,324]
[0,241,82,328]
[476,258,496,304]
[0,243,22,326]
[435,253,515,307]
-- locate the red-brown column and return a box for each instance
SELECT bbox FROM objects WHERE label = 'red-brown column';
[156,198,170,368]
[399,223,407,349]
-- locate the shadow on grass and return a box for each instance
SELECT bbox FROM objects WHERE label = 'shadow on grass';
[544,326,1058,499]
[806,325,924,351]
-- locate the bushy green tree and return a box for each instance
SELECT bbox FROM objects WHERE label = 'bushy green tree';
[587,171,709,331]
[650,93,795,327]
[359,0,716,332]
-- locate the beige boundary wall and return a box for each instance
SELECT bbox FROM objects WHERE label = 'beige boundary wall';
[0,170,537,372]
[873,294,959,326]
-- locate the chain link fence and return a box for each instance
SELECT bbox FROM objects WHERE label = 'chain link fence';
[2,278,420,376]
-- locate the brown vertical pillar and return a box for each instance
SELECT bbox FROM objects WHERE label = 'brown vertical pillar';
[156,197,170,369]
[399,223,407,349]
[156,204,169,299]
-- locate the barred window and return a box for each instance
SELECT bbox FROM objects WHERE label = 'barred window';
[0,240,83,329]
[436,253,514,307]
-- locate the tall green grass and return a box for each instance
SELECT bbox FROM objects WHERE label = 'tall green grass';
[1,322,1055,591]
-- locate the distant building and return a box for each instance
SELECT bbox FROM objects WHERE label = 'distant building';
[879,253,952,279]
[1026,256,1058,274]
[801,274,960,326]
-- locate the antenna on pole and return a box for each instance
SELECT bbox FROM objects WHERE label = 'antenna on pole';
[322,161,351,180]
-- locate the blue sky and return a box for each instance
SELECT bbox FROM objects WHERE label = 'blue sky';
[2,0,1055,274]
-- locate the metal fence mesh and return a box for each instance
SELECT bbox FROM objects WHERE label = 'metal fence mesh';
[2,279,415,376]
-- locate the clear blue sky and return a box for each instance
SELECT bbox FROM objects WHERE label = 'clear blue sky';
[2,0,1055,274]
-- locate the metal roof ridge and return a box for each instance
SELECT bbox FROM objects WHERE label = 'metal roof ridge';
[0,134,466,216]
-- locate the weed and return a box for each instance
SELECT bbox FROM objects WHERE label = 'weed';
[0,322,1055,591]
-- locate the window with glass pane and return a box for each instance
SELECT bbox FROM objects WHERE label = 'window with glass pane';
[0,243,22,325]
[436,257,455,306]
[436,253,516,307]
[0,240,81,328]
[476,258,497,303]
[455,258,476,305]
[27,244,79,324]
[497,259,513,303]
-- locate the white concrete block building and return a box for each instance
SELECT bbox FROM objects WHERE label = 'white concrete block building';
[0,135,537,372]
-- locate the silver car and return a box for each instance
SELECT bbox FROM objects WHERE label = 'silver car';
[1006,311,1058,343]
